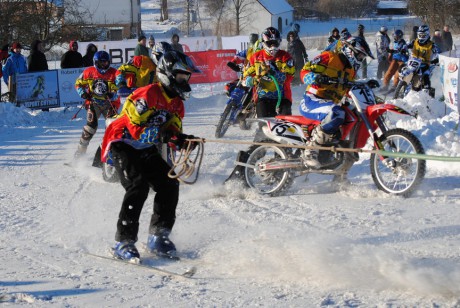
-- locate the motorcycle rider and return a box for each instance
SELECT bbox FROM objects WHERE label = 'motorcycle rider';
[300,36,374,169]
[115,55,157,98]
[100,50,200,260]
[382,29,408,93]
[225,27,295,182]
[403,25,440,94]
[74,50,119,158]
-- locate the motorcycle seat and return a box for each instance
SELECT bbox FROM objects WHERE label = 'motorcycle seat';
[275,115,320,126]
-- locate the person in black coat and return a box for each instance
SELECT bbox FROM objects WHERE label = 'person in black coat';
[286,31,308,85]
[442,25,453,52]
[60,40,83,69]
[82,43,98,67]
[27,40,48,72]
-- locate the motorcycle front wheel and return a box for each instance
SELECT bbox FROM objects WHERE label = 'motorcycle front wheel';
[370,128,426,197]
[215,101,238,138]
[393,81,408,99]
[244,144,293,196]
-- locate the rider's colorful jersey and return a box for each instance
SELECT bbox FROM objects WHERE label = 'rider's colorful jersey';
[244,49,295,101]
[300,51,356,104]
[75,66,118,105]
[407,39,439,65]
[100,82,184,162]
[115,55,156,89]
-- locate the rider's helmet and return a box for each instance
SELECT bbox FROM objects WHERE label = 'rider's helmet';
[341,36,374,70]
[93,51,111,74]
[249,33,259,46]
[341,28,351,40]
[417,24,430,45]
[393,29,404,41]
[152,41,173,65]
[261,27,282,57]
[380,26,388,33]
[156,50,200,100]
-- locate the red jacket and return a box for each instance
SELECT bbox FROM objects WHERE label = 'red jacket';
[101,83,185,162]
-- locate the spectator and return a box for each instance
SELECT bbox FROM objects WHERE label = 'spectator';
[0,43,9,96]
[382,29,408,93]
[375,26,390,79]
[356,24,368,78]
[327,27,340,45]
[432,30,444,52]
[148,35,155,50]
[291,23,300,37]
[171,33,184,53]
[286,31,308,85]
[442,25,453,52]
[2,42,27,92]
[134,35,150,56]
[27,40,48,72]
[61,41,83,68]
[82,43,98,67]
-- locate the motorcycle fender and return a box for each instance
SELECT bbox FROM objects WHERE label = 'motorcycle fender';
[263,119,306,145]
[366,104,412,124]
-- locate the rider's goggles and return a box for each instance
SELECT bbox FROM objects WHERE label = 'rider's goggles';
[265,40,280,48]
[174,72,191,84]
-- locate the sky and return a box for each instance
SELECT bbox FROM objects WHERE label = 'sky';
[1,0,460,306]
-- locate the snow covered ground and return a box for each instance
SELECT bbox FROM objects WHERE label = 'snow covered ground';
[1,57,460,306]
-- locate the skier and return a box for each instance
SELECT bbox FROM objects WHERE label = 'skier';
[225,27,295,182]
[382,29,408,93]
[403,25,440,94]
[300,36,375,169]
[100,50,200,261]
[375,26,390,79]
[74,51,119,158]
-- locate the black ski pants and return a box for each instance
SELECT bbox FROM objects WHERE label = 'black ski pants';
[111,142,179,242]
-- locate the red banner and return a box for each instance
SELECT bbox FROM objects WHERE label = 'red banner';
[188,49,238,84]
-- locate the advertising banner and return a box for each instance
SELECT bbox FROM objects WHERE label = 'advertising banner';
[58,67,86,107]
[16,71,60,109]
[439,54,459,113]
[188,50,238,84]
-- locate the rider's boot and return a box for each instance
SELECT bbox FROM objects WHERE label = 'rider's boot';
[304,126,337,169]
[74,142,88,159]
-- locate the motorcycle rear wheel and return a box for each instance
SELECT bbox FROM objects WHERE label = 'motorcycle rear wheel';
[215,101,238,138]
[244,144,293,196]
[370,128,426,197]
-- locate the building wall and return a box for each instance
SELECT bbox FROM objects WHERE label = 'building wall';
[77,0,141,38]
[242,1,293,35]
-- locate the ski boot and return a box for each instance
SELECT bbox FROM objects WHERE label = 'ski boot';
[113,240,140,261]
[147,229,179,260]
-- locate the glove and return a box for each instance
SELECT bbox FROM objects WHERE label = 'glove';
[107,92,115,100]
[227,61,241,72]
[81,92,91,100]
[168,133,198,151]
[367,79,380,89]
[245,76,257,87]
[315,75,330,84]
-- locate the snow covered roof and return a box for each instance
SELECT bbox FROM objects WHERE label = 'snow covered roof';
[377,1,408,9]
[257,0,293,15]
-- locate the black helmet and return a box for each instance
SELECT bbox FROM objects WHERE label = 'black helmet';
[342,36,374,69]
[156,50,200,99]
[93,51,111,74]
[261,27,281,56]
[152,41,173,65]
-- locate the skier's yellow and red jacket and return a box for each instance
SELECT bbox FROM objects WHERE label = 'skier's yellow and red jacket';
[101,82,184,162]
[300,51,357,104]
[244,49,295,102]
[115,55,157,89]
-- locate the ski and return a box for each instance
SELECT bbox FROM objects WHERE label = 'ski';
[85,252,197,278]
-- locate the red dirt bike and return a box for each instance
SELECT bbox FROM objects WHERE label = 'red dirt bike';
[240,79,426,197]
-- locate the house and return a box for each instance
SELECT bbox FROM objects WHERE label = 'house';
[72,0,141,40]
[376,1,409,15]
[243,0,294,35]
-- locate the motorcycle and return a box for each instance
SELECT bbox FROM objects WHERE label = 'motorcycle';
[214,63,256,138]
[393,57,436,99]
[239,79,426,197]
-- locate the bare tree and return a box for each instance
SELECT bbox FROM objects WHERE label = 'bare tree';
[230,0,252,35]
[408,0,459,31]
[160,0,169,21]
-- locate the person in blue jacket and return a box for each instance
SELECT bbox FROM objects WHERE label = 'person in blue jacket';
[382,29,409,92]
[2,42,27,91]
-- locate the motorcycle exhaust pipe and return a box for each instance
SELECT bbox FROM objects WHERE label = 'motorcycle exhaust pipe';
[258,159,303,171]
